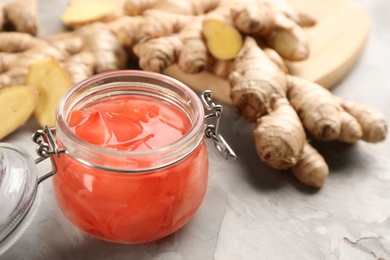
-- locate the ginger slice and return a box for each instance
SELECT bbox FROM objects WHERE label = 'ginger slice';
[61,0,119,28]
[0,85,38,140]
[202,19,243,60]
[27,58,72,128]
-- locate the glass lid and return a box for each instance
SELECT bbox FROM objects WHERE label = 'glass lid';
[0,143,39,254]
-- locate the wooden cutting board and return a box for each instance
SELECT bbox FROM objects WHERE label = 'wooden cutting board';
[164,0,370,104]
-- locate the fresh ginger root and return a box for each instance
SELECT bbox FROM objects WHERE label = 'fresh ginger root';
[55,0,313,76]
[0,85,38,140]
[123,0,159,16]
[229,36,313,172]
[133,11,207,73]
[287,75,387,143]
[288,75,362,143]
[337,97,388,143]
[124,0,221,16]
[0,32,63,88]
[291,142,329,188]
[135,9,193,43]
[0,22,126,88]
[106,15,143,53]
[253,96,307,170]
[27,58,72,127]
[230,0,316,61]
[46,23,127,85]
[130,0,313,77]
[133,0,240,73]
[229,37,387,188]
[134,34,184,73]
[0,0,38,35]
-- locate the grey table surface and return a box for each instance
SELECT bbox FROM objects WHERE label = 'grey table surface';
[1,0,390,259]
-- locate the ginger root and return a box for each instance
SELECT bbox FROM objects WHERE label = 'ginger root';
[230,0,316,61]
[124,0,221,16]
[132,1,238,73]
[287,75,387,144]
[291,142,329,188]
[229,37,387,188]
[337,97,388,143]
[0,23,126,88]
[55,0,314,76]
[0,85,38,140]
[46,22,127,85]
[0,32,63,88]
[253,96,306,170]
[133,10,206,73]
[0,0,38,35]
[27,58,72,128]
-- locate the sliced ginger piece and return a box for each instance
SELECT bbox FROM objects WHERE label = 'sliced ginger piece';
[202,19,243,60]
[27,58,72,128]
[0,85,38,140]
[61,0,119,28]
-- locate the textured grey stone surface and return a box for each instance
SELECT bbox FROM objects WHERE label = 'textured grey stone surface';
[1,0,390,259]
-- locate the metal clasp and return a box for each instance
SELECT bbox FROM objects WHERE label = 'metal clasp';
[201,90,237,160]
[32,126,65,184]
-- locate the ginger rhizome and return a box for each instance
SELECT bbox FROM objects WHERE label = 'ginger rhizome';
[0,33,63,88]
[0,0,38,35]
[229,37,387,188]
[229,36,328,188]
[46,23,127,84]
[0,23,126,88]
[230,0,316,61]
[130,0,315,75]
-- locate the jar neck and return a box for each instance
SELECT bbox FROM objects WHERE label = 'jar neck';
[55,70,205,173]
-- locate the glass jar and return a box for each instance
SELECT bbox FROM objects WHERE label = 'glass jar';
[0,143,43,255]
[28,70,235,245]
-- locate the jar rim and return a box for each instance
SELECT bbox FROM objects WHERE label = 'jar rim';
[55,70,205,172]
